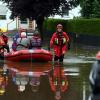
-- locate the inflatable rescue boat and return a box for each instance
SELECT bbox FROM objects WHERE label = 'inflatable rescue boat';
[4,49,52,62]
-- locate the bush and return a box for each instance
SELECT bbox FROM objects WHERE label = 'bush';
[67,19,100,36]
[43,18,68,32]
[43,18,100,36]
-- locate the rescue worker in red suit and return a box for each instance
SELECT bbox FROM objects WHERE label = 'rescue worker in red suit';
[50,24,69,62]
[0,32,10,53]
[29,30,42,49]
[2,33,10,53]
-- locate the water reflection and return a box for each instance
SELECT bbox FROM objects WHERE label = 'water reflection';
[0,55,94,100]
[30,76,40,92]
[13,73,29,92]
[6,61,52,93]
[0,61,8,95]
[89,94,100,100]
[4,61,69,100]
[49,62,68,100]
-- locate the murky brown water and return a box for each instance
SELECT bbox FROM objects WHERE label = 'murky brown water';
[0,46,98,100]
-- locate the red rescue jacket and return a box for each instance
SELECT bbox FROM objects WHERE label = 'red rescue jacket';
[0,36,5,46]
[50,32,69,57]
[2,35,8,44]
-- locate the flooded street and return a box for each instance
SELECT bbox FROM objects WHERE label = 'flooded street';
[0,45,99,100]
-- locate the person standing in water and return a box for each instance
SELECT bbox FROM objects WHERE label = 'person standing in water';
[50,24,69,62]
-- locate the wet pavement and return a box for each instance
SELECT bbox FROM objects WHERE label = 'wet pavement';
[0,45,99,100]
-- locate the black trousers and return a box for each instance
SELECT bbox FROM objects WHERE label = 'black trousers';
[54,55,64,62]
[3,44,10,53]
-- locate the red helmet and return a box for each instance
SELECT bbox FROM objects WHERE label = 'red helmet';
[96,51,100,60]
[57,24,63,29]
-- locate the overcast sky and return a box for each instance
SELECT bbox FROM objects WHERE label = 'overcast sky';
[0,1,81,30]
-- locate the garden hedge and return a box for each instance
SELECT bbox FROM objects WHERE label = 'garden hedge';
[43,18,100,36]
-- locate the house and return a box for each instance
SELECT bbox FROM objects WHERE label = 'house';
[0,4,36,31]
[17,18,36,30]
[0,5,8,32]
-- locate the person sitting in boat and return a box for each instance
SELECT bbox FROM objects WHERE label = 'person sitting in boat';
[16,29,30,50]
[12,32,19,51]
[50,24,69,62]
[0,30,10,53]
[0,33,5,54]
[13,32,19,43]
[29,30,42,49]
[2,32,10,53]
[12,29,22,51]
[12,41,17,51]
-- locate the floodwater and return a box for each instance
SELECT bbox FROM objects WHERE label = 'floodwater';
[0,45,99,100]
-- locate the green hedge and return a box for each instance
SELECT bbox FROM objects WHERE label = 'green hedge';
[43,19,68,32]
[43,18,100,36]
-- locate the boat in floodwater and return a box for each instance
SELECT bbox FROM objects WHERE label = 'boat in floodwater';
[2,49,52,62]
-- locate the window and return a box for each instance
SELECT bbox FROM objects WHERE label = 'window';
[20,18,28,24]
[0,15,6,20]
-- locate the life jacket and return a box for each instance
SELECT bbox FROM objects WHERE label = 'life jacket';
[13,33,19,42]
[0,36,5,46]
[30,36,41,47]
[12,42,17,51]
[17,38,30,48]
[2,35,8,44]
[54,32,66,46]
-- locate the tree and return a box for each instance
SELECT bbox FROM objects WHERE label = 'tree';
[79,0,94,18]
[79,0,100,18]
[1,0,79,40]
[92,0,100,18]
